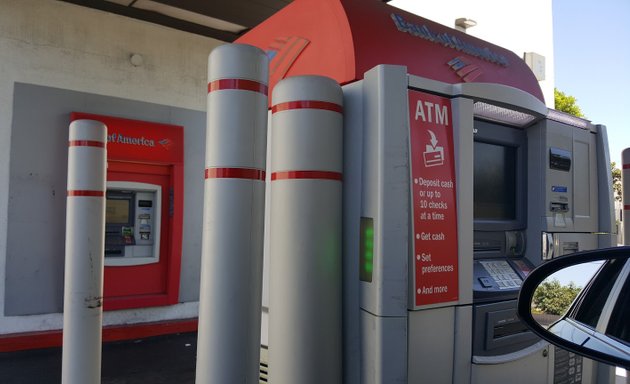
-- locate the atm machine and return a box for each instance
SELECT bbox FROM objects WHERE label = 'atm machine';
[70,112,184,311]
[234,0,616,382]
[352,64,615,384]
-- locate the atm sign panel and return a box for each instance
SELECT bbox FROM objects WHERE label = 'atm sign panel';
[408,90,459,307]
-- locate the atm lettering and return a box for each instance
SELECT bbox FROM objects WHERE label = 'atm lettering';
[435,104,448,126]
[414,100,449,126]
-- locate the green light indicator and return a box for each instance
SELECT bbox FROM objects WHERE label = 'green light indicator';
[360,217,375,282]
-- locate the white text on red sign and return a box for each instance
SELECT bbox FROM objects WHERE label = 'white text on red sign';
[414,101,449,126]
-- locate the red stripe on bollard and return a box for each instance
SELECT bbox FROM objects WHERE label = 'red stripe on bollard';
[208,79,268,95]
[67,190,105,197]
[271,100,343,114]
[68,140,105,148]
[205,167,266,180]
[271,170,342,181]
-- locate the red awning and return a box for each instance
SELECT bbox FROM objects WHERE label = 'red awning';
[236,0,544,103]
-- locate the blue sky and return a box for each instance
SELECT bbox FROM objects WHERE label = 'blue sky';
[552,1,628,287]
[549,261,603,287]
[553,0,630,166]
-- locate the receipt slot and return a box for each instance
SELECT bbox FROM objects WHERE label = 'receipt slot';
[105,182,161,266]
[71,112,183,311]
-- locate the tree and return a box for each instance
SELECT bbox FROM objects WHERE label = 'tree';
[611,162,622,202]
[532,279,582,316]
[554,88,585,118]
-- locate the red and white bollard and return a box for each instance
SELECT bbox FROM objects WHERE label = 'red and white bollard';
[62,119,107,384]
[196,44,269,384]
[268,75,344,384]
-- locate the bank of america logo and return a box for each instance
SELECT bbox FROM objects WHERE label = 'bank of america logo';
[447,57,483,82]
[266,36,310,85]
[159,138,172,150]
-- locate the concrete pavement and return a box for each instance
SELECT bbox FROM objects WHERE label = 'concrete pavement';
[0,332,197,384]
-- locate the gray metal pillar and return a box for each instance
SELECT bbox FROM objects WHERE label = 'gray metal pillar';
[268,75,343,384]
[62,119,107,384]
[196,43,269,383]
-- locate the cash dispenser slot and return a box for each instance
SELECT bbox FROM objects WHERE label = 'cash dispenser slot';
[486,308,534,350]
[493,318,530,340]
[473,302,539,356]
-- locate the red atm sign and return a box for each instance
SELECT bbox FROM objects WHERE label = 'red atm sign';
[408,90,459,307]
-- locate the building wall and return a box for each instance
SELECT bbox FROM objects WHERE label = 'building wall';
[390,0,555,107]
[0,0,556,336]
[0,0,222,334]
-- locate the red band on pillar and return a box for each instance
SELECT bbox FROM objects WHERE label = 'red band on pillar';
[271,170,342,181]
[271,100,343,114]
[208,79,268,95]
[67,190,105,197]
[205,168,266,180]
[623,164,630,169]
[68,140,105,148]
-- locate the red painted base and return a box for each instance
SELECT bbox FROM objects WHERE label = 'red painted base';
[0,318,198,353]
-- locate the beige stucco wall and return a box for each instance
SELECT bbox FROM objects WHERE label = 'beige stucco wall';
[0,0,222,333]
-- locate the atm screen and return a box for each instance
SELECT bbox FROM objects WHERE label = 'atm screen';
[473,141,517,221]
[106,199,130,224]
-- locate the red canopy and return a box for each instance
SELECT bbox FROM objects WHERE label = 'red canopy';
[236,0,544,103]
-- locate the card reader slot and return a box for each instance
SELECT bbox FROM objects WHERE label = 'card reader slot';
[474,245,502,252]
[550,202,569,213]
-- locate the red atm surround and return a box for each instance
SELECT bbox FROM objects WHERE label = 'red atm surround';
[71,112,184,311]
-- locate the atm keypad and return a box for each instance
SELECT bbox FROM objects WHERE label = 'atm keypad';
[480,260,522,290]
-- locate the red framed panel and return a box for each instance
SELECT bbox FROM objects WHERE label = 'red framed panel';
[407,90,459,307]
[71,112,184,311]
[0,319,198,353]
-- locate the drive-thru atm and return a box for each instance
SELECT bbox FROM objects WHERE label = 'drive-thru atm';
[71,112,184,311]
[231,0,616,383]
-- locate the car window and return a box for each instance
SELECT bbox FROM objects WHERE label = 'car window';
[571,259,625,328]
[606,263,630,345]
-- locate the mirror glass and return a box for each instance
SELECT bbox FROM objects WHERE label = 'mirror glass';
[519,250,630,370]
[531,261,603,329]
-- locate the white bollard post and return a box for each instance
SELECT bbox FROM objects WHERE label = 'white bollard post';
[196,44,269,383]
[268,75,344,384]
[62,119,107,384]
[623,148,630,245]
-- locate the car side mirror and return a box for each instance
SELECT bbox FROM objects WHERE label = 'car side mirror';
[517,247,630,370]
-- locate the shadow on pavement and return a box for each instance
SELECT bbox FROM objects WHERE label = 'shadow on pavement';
[0,332,198,384]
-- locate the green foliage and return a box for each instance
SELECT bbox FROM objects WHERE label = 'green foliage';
[532,278,582,316]
[554,88,585,118]
[611,162,622,202]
